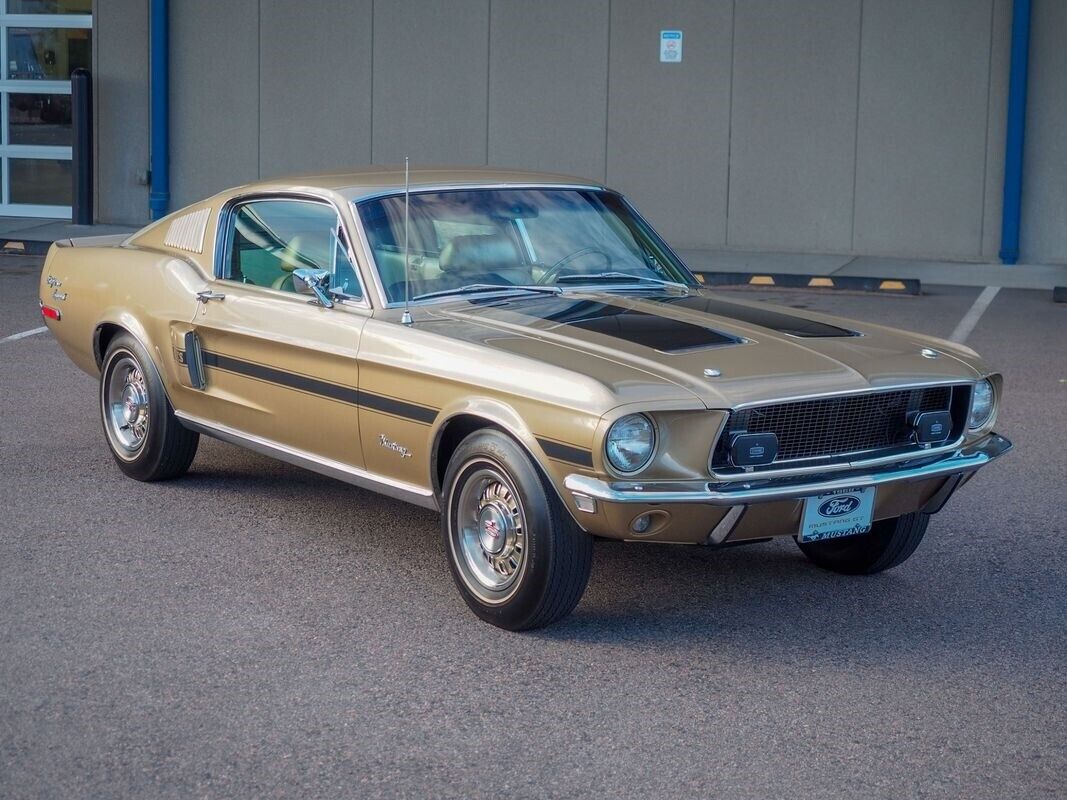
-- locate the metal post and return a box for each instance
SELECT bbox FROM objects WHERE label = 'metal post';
[149,0,170,220]
[71,68,92,225]
[999,0,1032,265]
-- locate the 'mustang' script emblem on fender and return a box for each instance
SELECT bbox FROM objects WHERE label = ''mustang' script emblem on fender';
[379,434,412,458]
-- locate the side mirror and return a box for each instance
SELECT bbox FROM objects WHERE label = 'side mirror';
[292,268,334,308]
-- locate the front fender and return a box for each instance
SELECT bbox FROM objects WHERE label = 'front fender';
[429,396,595,525]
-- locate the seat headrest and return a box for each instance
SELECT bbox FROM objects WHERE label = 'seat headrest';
[439,233,520,273]
[278,233,332,272]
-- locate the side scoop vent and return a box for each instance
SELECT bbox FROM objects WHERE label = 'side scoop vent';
[164,207,211,254]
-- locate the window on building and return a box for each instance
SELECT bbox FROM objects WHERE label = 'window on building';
[0,1,91,217]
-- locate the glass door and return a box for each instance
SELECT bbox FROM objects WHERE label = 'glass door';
[0,1,91,217]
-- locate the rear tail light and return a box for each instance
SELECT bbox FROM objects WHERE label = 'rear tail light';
[39,302,61,321]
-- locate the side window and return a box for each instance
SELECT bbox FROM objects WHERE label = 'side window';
[223,199,361,298]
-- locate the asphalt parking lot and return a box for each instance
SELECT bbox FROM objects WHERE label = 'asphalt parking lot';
[1,255,1064,799]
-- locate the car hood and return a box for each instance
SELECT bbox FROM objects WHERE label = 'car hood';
[425,289,986,410]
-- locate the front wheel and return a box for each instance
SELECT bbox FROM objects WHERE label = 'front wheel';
[442,430,592,630]
[100,333,199,481]
[796,512,929,575]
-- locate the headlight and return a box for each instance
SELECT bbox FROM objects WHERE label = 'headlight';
[968,379,994,430]
[605,414,655,473]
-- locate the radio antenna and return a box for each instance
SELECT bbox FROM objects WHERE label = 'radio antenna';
[401,156,413,326]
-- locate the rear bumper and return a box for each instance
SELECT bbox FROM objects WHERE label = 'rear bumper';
[563,433,1012,543]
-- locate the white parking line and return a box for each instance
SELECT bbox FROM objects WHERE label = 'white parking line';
[949,286,1000,344]
[0,326,47,343]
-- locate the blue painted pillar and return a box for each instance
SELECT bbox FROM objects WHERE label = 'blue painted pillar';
[149,0,170,220]
[999,0,1032,265]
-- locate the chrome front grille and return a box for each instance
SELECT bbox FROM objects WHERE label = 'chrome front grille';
[712,384,970,471]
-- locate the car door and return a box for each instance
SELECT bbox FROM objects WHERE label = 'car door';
[180,195,371,470]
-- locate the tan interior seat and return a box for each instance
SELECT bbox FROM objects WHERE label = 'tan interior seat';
[272,234,329,291]
[438,233,530,285]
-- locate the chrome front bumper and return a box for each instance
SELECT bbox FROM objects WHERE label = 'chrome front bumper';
[565,433,1012,507]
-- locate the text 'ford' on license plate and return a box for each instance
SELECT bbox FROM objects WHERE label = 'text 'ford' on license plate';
[799,487,875,543]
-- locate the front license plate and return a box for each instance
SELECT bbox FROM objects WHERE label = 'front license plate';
[799,487,875,543]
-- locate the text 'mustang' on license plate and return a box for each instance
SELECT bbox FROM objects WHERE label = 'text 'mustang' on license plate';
[799,486,876,543]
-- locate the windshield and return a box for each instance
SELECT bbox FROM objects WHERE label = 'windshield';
[355,188,696,304]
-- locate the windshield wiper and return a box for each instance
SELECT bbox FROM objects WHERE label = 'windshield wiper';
[411,283,562,302]
[556,272,690,294]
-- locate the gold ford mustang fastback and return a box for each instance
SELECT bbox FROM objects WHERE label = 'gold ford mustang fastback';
[40,167,1011,630]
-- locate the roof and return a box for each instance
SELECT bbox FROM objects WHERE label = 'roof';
[229,166,605,201]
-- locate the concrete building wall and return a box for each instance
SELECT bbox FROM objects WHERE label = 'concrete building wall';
[169,0,260,208]
[728,0,860,253]
[606,0,733,248]
[980,0,1012,261]
[853,0,996,259]
[93,0,149,223]
[488,0,609,180]
[1021,0,1067,264]
[93,0,1066,264]
[372,0,489,165]
[260,0,373,177]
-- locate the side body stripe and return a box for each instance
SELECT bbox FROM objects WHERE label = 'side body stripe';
[536,437,595,468]
[184,350,595,468]
[197,350,438,425]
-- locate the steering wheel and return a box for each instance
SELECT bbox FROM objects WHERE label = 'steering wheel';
[536,247,612,285]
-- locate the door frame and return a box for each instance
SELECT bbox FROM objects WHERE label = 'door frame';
[212,190,373,309]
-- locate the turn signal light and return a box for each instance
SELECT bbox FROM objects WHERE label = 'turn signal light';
[40,303,61,321]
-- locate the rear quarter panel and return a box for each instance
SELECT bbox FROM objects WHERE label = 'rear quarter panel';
[40,240,209,391]
[40,241,101,375]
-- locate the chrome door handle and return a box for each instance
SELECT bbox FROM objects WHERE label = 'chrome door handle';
[196,290,226,303]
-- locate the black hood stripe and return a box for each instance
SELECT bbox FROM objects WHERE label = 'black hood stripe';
[467,296,743,353]
[641,295,858,338]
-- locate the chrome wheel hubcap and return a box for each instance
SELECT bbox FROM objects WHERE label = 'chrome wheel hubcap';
[453,465,526,597]
[105,355,150,454]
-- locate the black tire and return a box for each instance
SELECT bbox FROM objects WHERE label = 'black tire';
[442,429,592,630]
[797,512,929,575]
[99,332,199,481]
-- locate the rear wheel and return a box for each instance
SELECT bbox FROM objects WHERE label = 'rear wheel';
[100,333,198,481]
[796,512,929,575]
[442,429,592,630]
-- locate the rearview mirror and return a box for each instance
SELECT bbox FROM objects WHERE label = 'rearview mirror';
[292,268,334,308]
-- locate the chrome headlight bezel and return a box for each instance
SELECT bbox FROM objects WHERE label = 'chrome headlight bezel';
[967,378,995,431]
[605,413,656,475]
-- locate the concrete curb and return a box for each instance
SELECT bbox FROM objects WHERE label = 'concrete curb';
[695,271,921,295]
[1,239,51,257]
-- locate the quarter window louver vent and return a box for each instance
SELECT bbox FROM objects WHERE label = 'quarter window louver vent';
[164,207,211,253]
